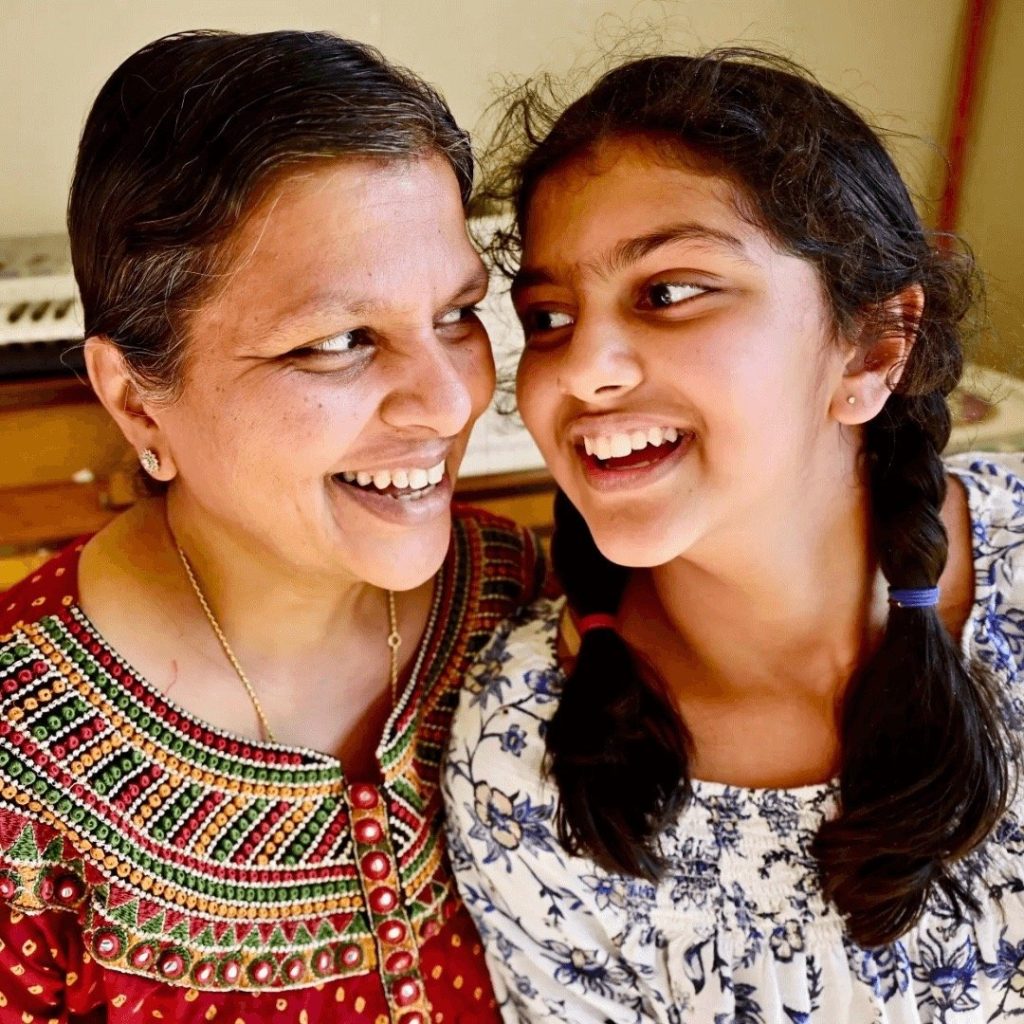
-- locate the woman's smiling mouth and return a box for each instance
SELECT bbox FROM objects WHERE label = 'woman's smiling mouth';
[334,458,446,498]
[330,457,452,521]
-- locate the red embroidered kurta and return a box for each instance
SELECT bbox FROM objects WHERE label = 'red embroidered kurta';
[0,506,542,1023]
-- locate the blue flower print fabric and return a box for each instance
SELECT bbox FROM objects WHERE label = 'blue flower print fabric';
[444,454,1024,1023]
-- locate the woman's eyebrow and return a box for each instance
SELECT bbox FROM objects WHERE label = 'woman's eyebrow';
[449,267,491,302]
[255,267,490,345]
[512,220,752,296]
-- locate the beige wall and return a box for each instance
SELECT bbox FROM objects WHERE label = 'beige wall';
[14,1,1021,369]
[1,0,961,235]
[958,2,1024,375]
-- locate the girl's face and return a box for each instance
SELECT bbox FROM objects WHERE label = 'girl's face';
[514,137,854,568]
[150,155,494,590]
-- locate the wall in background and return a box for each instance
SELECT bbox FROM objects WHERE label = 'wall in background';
[6,0,1019,371]
[0,0,961,232]
[958,2,1024,375]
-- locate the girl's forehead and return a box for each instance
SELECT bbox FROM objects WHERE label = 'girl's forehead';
[521,147,771,273]
[525,137,753,236]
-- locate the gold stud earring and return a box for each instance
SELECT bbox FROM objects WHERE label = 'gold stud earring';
[139,448,160,476]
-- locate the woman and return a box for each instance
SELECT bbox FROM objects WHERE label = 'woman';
[444,51,1024,1022]
[0,30,542,1022]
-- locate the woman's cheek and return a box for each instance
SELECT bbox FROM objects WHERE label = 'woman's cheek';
[463,333,498,417]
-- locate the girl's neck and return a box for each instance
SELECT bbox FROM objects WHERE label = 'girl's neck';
[623,468,880,703]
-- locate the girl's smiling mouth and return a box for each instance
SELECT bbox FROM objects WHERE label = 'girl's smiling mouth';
[574,426,694,490]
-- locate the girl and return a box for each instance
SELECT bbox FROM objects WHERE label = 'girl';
[445,51,1024,1022]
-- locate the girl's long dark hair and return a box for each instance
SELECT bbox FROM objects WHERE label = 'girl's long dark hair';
[488,50,1014,948]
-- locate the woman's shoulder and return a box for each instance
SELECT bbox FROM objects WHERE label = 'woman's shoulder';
[0,540,85,640]
[450,503,553,611]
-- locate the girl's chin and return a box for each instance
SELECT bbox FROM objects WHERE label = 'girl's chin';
[578,509,698,570]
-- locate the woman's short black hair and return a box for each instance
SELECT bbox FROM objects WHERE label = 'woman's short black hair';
[69,29,473,398]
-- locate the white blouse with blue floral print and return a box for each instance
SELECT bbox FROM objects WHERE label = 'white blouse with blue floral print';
[443,453,1024,1023]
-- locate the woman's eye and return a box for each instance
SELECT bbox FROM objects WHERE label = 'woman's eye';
[524,309,575,333]
[436,304,481,327]
[298,330,368,357]
[641,282,708,309]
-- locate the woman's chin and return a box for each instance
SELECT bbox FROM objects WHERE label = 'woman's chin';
[327,520,453,592]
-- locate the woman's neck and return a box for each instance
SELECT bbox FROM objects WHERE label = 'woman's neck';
[79,494,434,761]
[163,491,387,667]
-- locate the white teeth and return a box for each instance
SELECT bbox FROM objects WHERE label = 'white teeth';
[581,427,684,461]
[610,434,633,458]
[341,459,446,492]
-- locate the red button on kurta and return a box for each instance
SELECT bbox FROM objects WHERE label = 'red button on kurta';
[378,919,407,945]
[369,886,398,913]
[362,851,390,879]
[355,818,383,844]
[386,950,413,974]
[350,784,379,809]
[394,977,420,1006]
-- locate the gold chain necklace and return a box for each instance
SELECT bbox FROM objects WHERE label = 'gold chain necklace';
[175,544,401,744]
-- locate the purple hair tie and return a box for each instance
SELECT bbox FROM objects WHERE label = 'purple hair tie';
[888,586,941,609]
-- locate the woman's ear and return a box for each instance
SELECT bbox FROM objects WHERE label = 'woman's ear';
[84,336,178,482]
[831,284,924,424]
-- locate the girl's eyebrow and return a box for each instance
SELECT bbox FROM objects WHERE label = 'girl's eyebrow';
[513,220,752,296]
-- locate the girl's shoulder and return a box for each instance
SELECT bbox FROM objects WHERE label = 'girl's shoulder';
[946,450,1024,523]
[454,595,566,760]
[945,451,1024,590]
[945,452,1024,685]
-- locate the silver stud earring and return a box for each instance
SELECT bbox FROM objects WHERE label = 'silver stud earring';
[847,395,857,405]
[139,448,161,476]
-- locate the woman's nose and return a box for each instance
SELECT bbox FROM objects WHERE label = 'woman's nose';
[556,317,643,403]
[380,335,479,437]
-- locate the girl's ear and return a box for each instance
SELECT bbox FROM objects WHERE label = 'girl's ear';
[84,336,178,482]
[831,284,925,424]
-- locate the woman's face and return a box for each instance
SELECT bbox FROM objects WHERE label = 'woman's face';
[153,155,494,589]
[514,137,852,568]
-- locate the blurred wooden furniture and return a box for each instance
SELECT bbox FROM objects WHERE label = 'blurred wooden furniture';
[0,375,554,590]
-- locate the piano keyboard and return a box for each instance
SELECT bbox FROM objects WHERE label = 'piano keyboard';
[0,234,85,379]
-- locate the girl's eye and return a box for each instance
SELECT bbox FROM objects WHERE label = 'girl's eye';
[436,304,481,327]
[523,309,575,334]
[641,282,708,309]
